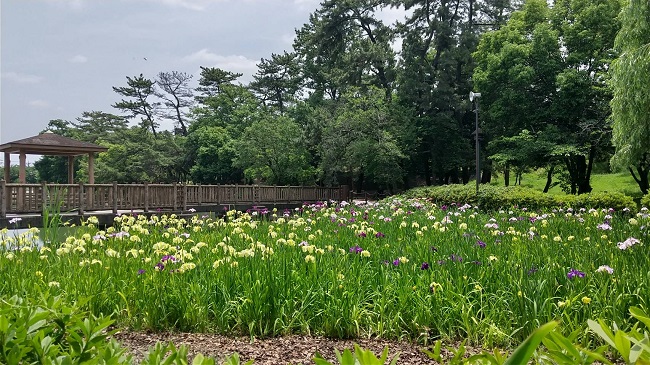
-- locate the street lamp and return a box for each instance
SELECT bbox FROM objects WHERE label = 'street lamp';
[470,91,481,195]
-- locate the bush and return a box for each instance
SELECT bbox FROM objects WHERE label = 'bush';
[642,193,650,208]
[0,294,131,364]
[398,184,637,211]
[0,294,249,365]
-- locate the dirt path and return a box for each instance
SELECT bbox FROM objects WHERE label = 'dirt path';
[113,331,471,364]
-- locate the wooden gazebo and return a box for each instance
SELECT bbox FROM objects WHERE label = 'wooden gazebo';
[0,131,108,183]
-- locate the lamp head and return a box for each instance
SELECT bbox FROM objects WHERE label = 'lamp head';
[469,91,482,102]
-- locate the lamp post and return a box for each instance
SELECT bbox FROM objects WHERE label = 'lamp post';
[470,91,481,195]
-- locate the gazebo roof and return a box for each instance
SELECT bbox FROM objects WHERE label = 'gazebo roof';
[0,131,108,156]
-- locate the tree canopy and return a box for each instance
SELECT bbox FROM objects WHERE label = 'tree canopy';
[29,0,649,196]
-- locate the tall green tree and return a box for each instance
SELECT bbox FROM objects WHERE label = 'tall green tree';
[186,72,259,184]
[550,0,621,194]
[293,0,396,101]
[195,66,243,100]
[34,119,78,183]
[610,0,650,195]
[234,115,317,185]
[249,52,302,114]
[112,74,160,137]
[474,0,620,194]
[396,0,480,185]
[319,87,405,192]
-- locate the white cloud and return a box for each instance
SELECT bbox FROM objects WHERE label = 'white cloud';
[1,72,43,84]
[43,0,86,11]
[293,0,318,11]
[281,33,296,45]
[141,0,227,11]
[182,49,258,75]
[27,100,51,108]
[69,55,88,63]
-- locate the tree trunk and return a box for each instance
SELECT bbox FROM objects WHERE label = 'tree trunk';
[356,170,364,193]
[481,160,492,183]
[424,157,432,186]
[577,147,595,194]
[629,162,649,195]
[462,166,470,184]
[543,165,555,193]
[504,163,510,187]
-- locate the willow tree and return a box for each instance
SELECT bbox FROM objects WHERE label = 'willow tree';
[610,0,650,195]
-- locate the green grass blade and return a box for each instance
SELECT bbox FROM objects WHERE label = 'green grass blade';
[504,321,558,365]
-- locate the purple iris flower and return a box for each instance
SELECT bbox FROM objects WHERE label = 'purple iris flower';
[476,240,486,248]
[421,262,430,270]
[567,268,585,279]
[349,246,363,254]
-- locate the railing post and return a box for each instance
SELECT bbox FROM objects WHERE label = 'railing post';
[78,183,85,216]
[144,182,149,213]
[273,186,277,205]
[198,183,202,206]
[182,183,188,211]
[41,181,47,213]
[173,182,178,211]
[0,180,5,218]
[234,184,239,210]
[112,181,118,214]
[340,185,350,202]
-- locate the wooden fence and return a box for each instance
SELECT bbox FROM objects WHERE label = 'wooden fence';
[0,181,349,217]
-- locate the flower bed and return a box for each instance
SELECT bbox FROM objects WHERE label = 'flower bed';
[1,199,648,348]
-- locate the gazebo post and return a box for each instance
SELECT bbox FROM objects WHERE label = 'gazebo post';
[88,153,95,184]
[19,151,26,183]
[3,152,10,182]
[88,153,95,209]
[67,156,74,184]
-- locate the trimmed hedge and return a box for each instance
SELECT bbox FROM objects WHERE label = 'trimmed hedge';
[398,184,636,211]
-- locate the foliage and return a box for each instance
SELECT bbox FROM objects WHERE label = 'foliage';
[399,184,636,211]
[2,200,649,347]
[0,294,130,364]
[41,186,65,247]
[0,294,255,365]
[314,345,399,365]
[7,165,40,183]
[112,74,160,137]
[588,307,650,364]
[233,115,317,185]
[473,0,621,194]
[319,87,406,191]
[610,0,650,171]
[642,194,650,209]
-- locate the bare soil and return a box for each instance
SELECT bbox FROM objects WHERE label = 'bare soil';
[113,331,473,364]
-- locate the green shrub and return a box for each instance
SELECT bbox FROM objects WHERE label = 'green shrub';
[398,184,637,211]
[0,294,130,364]
[642,193,650,208]
[0,294,249,365]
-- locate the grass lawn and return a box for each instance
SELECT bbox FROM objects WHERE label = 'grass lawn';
[490,170,644,198]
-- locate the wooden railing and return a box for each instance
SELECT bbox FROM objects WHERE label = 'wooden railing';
[0,181,349,217]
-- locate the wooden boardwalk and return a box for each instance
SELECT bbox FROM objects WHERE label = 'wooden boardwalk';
[1,181,349,219]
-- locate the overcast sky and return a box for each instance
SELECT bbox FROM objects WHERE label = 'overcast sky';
[1,0,405,165]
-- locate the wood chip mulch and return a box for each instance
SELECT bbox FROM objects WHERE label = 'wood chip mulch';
[113,331,480,364]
